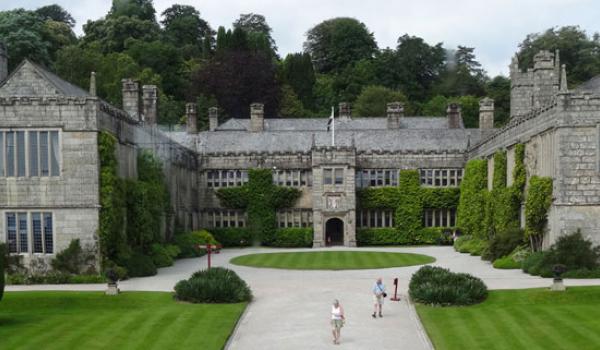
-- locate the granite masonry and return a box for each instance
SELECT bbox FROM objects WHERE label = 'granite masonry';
[1,47,599,269]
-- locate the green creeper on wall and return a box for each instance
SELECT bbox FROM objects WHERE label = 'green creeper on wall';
[216,169,301,244]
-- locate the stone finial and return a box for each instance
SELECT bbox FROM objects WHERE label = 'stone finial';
[560,64,568,92]
[249,103,264,132]
[446,103,463,129]
[386,102,404,129]
[339,102,351,119]
[142,85,158,124]
[208,106,218,131]
[0,42,8,83]
[89,72,97,96]
[479,97,494,129]
[186,103,198,134]
[121,79,139,120]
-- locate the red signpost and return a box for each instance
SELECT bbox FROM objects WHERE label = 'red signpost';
[197,243,222,269]
[390,278,401,301]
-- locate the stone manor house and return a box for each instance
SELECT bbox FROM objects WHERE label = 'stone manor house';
[1,43,600,266]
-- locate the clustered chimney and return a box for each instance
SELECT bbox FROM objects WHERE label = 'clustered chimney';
[386,102,404,129]
[478,97,494,130]
[121,79,158,124]
[249,103,264,132]
[186,103,197,134]
[446,103,463,129]
[339,102,351,120]
[0,42,8,83]
[208,107,219,131]
[142,85,158,125]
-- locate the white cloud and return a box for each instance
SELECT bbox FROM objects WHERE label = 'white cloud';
[1,0,599,76]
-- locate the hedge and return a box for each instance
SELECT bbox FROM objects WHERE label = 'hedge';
[409,266,488,306]
[357,227,452,246]
[268,228,313,247]
[174,267,252,303]
[457,159,488,238]
[211,228,253,247]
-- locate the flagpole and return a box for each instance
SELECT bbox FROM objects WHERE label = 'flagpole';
[331,106,335,147]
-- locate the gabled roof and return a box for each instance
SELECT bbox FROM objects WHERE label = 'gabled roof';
[0,59,91,97]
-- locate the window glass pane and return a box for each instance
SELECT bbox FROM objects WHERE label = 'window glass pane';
[32,213,43,253]
[323,169,332,185]
[16,131,25,177]
[0,132,4,176]
[286,171,292,186]
[29,132,38,176]
[18,212,28,253]
[6,213,17,253]
[6,131,14,176]
[50,131,59,176]
[335,168,343,185]
[40,131,49,176]
[44,213,53,253]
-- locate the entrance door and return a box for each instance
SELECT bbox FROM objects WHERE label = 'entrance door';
[325,218,344,246]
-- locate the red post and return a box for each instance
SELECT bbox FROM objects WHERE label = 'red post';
[390,278,400,301]
[206,243,212,269]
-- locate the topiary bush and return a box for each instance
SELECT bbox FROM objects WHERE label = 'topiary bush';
[454,235,488,255]
[493,255,521,269]
[211,228,253,247]
[124,252,157,277]
[269,228,313,247]
[150,244,174,268]
[483,228,525,261]
[174,267,252,303]
[409,266,488,306]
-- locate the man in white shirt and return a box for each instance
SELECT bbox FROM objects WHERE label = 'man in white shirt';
[372,277,386,318]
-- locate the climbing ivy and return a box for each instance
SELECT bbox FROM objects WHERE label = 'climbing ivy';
[457,159,488,238]
[216,169,301,245]
[525,176,553,251]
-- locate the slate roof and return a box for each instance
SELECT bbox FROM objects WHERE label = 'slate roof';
[574,74,600,93]
[0,60,91,97]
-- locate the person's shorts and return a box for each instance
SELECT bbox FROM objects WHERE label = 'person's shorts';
[331,319,344,329]
[373,295,384,305]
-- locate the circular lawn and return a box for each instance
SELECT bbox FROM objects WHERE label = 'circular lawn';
[230,250,435,270]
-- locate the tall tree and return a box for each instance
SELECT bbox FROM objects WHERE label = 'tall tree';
[435,46,487,97]
[354,85,408,117]
[161,4,213,58]
[518,26,600,86]
[35,4,75,27]
[82,16,160,53]
[280,53,316,110]
[109,0,156,22]
[304,17,377,74]
[0,9,50,70]
[233,13,276,53]
[485,76,511,126]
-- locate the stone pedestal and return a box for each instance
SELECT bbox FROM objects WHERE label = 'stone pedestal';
[550,278,566,291]
[106,283,120,295]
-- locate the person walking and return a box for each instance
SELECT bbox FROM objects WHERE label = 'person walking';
[372,277,386,318]
[331,299,345,345]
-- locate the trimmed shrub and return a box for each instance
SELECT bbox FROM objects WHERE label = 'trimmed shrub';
[454,235,488,255]
[174,267,252,303]
[521,251,552,277]
[493,256,521,269]
[51,239,95,274]
[269,228,313,247]
[357,227,452,246]
[68,274,106,283]
[150,244,174,268]
[211,228,253,247]
[124,252,157,277]
[174,230,217,258]
[562,268,600,278]
[483,228,525,261]
[409,266,488,306]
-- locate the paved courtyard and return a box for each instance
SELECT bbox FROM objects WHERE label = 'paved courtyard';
[8,246,600,349]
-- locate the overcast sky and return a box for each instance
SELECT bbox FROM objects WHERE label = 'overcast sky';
[2,0,599,76]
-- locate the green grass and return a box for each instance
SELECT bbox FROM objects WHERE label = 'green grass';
[0,291,246,350]
[416,286,600,350]
[230,250,435,270]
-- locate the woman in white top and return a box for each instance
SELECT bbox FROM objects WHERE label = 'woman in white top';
[331,299,345,345]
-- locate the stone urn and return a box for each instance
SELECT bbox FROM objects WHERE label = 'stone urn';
[105,268,120,295]
[551,264,567,292]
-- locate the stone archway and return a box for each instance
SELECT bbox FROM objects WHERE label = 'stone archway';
[325,218,344,246]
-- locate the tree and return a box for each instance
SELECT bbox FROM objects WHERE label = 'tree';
[42,20,77,62]
[280,53,316,110]
[82,16,161,53]
[435,46,487,97]
[233,13,276,53]
[304,17,377,74]
[354,85,408,117]
[518,26,600,86]
[279,85,309,118]
[485,76,511,126]
[35,4,75,27]
[161,4,213,58]
[422,95,480,128]
[0,9,50,70]
[109,0,156,22]
[191,50,280,119]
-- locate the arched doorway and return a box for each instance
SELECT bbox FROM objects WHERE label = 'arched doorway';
[325,218,344,246]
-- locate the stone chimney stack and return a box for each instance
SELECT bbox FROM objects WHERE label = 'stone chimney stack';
[186,103,198,134]
[339,102,351,120]
[89,72,97,96]
[250,103,264,132]
[386,102,404,129]
[447,103,463,129]
[479,97,494,129]
[0,42,7,83]
[142,85,158,124]
[208,107,218,131]
[122,79,140,120]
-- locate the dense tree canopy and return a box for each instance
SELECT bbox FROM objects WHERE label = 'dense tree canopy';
[161,4,213,58]
[354,85,408,117]
[109,0,156,22]
[35,4,75,27]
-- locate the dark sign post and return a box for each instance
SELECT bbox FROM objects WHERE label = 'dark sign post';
[390,278,401,301]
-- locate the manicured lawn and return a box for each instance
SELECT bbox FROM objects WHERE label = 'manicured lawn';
[416,286,600,350]
[0,291,246,350]
[230,250,435,270]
